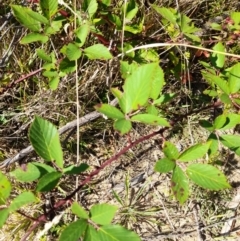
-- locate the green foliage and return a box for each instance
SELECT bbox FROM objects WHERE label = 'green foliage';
[2,0,240,239]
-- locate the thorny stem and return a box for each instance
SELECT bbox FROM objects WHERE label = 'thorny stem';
[18,101,220,241]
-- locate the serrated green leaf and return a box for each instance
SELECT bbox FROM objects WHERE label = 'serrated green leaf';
[0,209,9,228]
[36,172,62,192]
[113,119,132,135]
[122,63,159,113]
[59,58,76,74]
[220,93,231,104]
[43,70,58,78]
[63,163,89,175]
[98,224,141,241]
[49,76,60,90]
[163,141,180,159]
[151,6,177,25]
[20,33,48,44]
[10,163,41,182]
[8,192,36,212]
[59,219,88,241]
[71,202,89,219]
[0,172,11,205]
[11,5,41,32]
[131,114,170,127]
[66,43,82,61]
[40,0,58,20]
[95,104,125,119]
[187,164,231,190]
[36,49,52,62]
[83,0,98,18]
[178,142,210,162]
[137,49,159,63]
[84,225,101,241]
[75,24,90,47]
[84,44,112,60]
[171,166,189,204]
[211,42,225,68]
[44,20,62,34]
[90,204,118,225]
[29,116,63,168]
[155,157,175,173]
[26,9,49,24]
[229,63,240,94]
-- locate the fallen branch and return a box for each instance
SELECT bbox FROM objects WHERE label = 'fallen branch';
[0,99,118,168]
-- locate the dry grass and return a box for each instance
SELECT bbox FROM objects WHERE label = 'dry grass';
[1,0,240,240]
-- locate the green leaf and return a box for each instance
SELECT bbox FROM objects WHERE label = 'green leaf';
[220,113,240,130]
[146,104,158,116]
[211,42,225,68]
[31,162,56,177]
[20,33,48,44]
[0,209,9,228]
[184,33,201,43]
[90,204,118,225]
[8,192,36,212]
[163,141,180,159]
[36,49,52,62]
[75,24,90,47]
[83,0,98,18]
[25,9,49,24]
[36,172,62,192]
[131,114,170,127]
[187,164,231,190]
[59,58,76,73]
[207,133,219,156]
[98,224,141,241]
[136,49,159,63]
[113,119,132,135]
[49,76,60,90]
[220,134,240,156]
[40,0,58,20]
[0,172,11,205]
[171,165,189,204]
[45,20,62,34]
[29,116,63,168]
[84,44,112,60]
[59,219,88,241]
[84,225,101,241]
[178,142,210,162]
[153,93,176,105]
[63,163,89,175]
[199,119,214,131]
[220,93,231,104]
[122,63,159,113]
[151,6,177,25]
[228,63,240,94]
[213,115,227,129]
[202,72,230,95]
[43,70,58,78]
[66,43,82,61]
[71,202,89,219]
[155,157,176,173]
[124,0,138,21]
[11,5,41,32]
[95,104,125,119]
[120,61,138,79]
[10,163,41,182]
[149,65,165,100]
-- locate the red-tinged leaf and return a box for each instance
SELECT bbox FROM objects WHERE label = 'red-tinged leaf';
[171,166,189,204]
